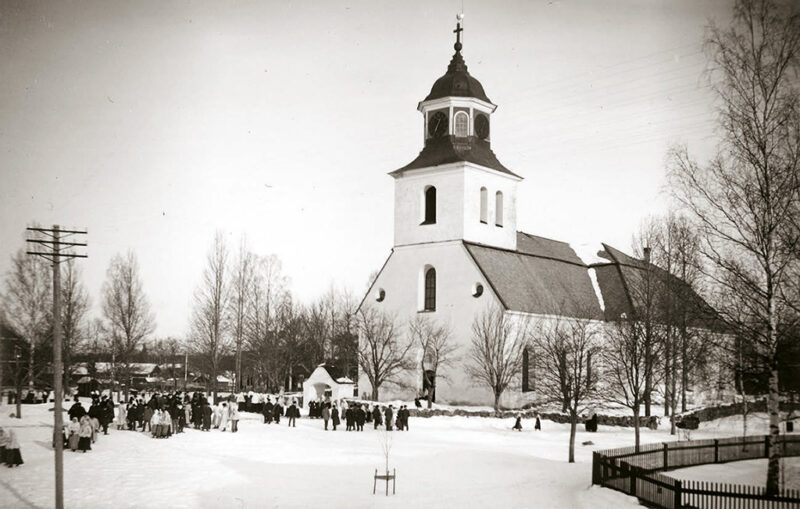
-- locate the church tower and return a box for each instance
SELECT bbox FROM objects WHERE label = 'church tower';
[390,17,521,251]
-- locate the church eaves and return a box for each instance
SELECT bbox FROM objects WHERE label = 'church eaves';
[390,136,520,178]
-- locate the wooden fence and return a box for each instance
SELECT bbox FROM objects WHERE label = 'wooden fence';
[592,434,800,508]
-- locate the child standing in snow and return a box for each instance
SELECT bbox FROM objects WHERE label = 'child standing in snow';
[78,416,92,452]
[534,413,541,431]
[512,415,523,431]
[68,417,81,451]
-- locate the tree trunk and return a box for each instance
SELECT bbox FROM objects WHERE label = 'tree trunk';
[493,391,501,414]
[427,383,434,409]
[371,384,379,401]
[28,343,35,388]
[63,348,72,398]
[633,404,641,453]
[766,366,780,495]
[664,340,671,418]
[568,410,577,463]
[235,343,242,392]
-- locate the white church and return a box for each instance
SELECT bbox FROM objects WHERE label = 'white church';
[357,22,717,408]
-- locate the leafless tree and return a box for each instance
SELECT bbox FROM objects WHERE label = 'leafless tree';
[534,316,601,462]
[2,248,51,389]
[467,305,530,413]
[669,0,800,493]
[230,237,255,391]
[189,233,230,397]
[58,260,90,394]
[603,314,658,451]
[408,314,457,409]
[356,305,413,400]
[101,250,155,398]
[246,254,289,391]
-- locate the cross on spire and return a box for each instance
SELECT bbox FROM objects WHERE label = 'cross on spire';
[453,13,464,52]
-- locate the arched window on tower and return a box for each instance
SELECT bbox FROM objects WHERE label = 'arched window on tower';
[480,187,488,224]
[422,186,437,224]
[495,191,504,227]
[424,267,436,311]
[454,111,469,137]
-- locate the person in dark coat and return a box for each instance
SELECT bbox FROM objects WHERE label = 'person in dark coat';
[100,395,114,435]
[273,401,283,424]
[512,414,523,431]
[355,404,365,431]
[321,404,330,430]
[345,406,353,431]
[401,406,410,431]
[385,405,394,431]
[331,403,340,431]
[372,405,383,429]
[395,406,404,431]
[263,398,273,424]
[365,404,372,423]
[201,402,212,431]
[534,413,542,431]
[287,400,298,427]
[68,398,86,421]
[414,397,422,409]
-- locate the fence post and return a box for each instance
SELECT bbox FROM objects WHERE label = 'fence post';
[764,435,770,458]
[592,452,598,484]
[629,465,637,497]
[674,479,682,509]
[714,439,719,463]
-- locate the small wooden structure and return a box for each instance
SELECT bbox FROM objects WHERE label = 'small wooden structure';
[373,469,396,496]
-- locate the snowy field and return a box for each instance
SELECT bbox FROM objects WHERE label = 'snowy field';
[0,401,785,509]
[665,457,800,490]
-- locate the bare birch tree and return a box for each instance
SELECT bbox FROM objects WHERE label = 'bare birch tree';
[2,248,51,389]
[356,305,413,400]
[59,260,90,394]
[230,238,255,391]
[408,315,457,408]
[603,314,656,451]
[189,233,230,398]
[101,251,155,398]
[669,0,800,493]
[467,306,530,413]
[534,316,600,462]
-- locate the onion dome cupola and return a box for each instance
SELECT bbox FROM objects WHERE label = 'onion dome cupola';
[391,15,519,179]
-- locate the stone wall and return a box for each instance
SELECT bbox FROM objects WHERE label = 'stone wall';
[677,399,800,422]
[407,407,660,429]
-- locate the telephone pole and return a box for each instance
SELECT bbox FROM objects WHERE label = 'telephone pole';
[27,225,87,509]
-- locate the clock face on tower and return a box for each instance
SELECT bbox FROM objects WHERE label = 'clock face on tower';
[474,114,490,140]
[428,111,448,138]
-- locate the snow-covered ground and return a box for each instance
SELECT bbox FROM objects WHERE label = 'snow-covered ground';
[0,401,789,509]
[665,457,800,490]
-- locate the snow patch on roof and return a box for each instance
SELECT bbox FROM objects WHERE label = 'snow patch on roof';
[570,243,611,266]
[587,268,606,312]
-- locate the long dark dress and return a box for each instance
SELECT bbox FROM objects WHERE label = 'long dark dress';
[202,405,212,430]
[331,408,340,430]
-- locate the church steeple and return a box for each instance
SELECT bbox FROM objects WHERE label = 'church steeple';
[390,16,520,252]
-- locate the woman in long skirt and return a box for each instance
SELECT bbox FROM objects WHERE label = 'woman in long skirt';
[78,416,92,452]
[5,429,23,467]
[68,418,81,451]
[116,401,127,430]
[151,409,162,438]
[0,426,8,464]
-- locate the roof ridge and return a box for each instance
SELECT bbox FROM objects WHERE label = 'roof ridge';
[463,240,589,268]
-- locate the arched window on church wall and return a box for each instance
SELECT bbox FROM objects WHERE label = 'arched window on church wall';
[454,111,469,137]
[480,187,488,223]
[424,267,436,311]
[422,186,437,224]
[495,191,504,227]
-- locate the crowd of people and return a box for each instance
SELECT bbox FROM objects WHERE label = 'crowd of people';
[308,399,412,432]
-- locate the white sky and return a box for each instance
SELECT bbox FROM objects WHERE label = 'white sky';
[0,0,731,337]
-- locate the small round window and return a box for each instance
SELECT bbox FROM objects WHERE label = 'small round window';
[472,283,484,298]
[375,288,386,302]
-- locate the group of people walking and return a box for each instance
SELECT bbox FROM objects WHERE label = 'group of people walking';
[61,393,116,452]
[259,397,300,427]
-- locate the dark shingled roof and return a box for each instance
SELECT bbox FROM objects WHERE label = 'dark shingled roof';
[424,47,491,103]
[320,364,352,383]
[596,244,726,331]
[390,136,520,178]
[464,233,604,320]
[461,232,725,331]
